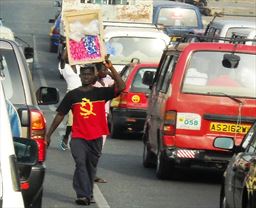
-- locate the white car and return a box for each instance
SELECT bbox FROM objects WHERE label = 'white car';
[0,71,38,207]
[205,19,256,43]
[104,22,170,72]
[245,29,256,46]
[0,23,34,72]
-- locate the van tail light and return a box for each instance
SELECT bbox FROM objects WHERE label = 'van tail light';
[118,92,128,108]
[20,181,30,190]
[163,111,176,136]
[30,109,46,162]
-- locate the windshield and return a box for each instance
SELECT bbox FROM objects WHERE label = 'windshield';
[157,8,198,27]
[106,37,166,65]
[182,51,256,98]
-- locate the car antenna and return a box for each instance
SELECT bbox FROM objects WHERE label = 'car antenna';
[204,12,223,36]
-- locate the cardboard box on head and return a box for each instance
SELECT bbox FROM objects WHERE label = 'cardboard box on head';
[63,9,106,65]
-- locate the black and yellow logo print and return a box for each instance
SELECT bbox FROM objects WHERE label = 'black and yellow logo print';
[131,95,140,103]
[80,98,96,118]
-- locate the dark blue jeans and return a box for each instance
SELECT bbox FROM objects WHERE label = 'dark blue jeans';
[70,137,103,199]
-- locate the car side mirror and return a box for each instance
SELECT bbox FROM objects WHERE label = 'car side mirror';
[142,71,155,87]
[36,87,59,105]
[13,137,38,166]
[213,137,235,150]
[24,47,34,59]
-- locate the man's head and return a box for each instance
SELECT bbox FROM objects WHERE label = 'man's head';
[79,64,98,86]
[95,62,108,79]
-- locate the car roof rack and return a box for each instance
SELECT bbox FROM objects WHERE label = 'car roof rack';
[172,33,256,50]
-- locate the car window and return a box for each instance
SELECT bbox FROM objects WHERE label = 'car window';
[121,65,134,82]
[0,42,26,104]
[157,8,198,27]
[226,27,254,38]
[106,37,166,65]
[160,56,176,93]
[156,55,172,91]
[131,67,156,93]
[182,51,256,98]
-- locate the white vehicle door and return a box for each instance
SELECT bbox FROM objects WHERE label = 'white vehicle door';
[0,81,24,208]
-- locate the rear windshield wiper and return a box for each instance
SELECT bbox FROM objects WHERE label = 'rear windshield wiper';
[207,92,243,104]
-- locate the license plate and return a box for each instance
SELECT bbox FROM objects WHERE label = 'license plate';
[210,122,251,134]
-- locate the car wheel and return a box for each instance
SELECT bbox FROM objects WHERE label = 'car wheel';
[143,142,155,168]
[220,186,229,208]
[110,114,121,138]
[156,150,172,179]
[30,188,43,208]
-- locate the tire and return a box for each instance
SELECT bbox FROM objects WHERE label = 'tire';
[30,188,43,208]
[142,142,155,168]
[156,150,172,180]
[220,186,229,208]
[110,114,121,138]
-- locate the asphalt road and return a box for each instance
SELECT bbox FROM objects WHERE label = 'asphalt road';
[0,0,255,208]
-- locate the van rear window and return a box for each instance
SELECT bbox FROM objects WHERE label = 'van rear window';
[131,67,156,93]
[182,51,256,98]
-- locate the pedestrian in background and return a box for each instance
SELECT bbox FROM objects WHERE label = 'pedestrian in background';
[93,62,115,183]
[46,60,125,205]
[59,48,82,150]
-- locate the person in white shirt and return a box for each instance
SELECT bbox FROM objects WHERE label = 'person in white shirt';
[59,49,82,150]
[93,62,115,183]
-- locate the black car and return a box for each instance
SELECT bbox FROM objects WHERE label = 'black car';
[0,38,59,208]
[214,121,256,208]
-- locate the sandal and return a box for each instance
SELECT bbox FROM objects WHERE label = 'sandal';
[94,176,107,183]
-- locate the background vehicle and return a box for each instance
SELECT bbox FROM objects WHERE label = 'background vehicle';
[214,121,256,208]
[109,61,158,138]
[204,19,256,43]
[0,38,59,208]
[153,1,204,38]
[48,14,61,53]
[142,42,256,179]
[0,23,34,72]
[104,22,169,72]
[0,67,39,208]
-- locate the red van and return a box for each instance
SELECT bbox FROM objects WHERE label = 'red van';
[109,62,158,138]
[142,42,256,179]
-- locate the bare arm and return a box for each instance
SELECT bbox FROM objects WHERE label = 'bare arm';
[45,112,65,147]
[103,60,125,94]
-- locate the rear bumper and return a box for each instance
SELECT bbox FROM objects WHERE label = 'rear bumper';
[112,108,147,134]
[164,147,232,169]
[22,163,45,206]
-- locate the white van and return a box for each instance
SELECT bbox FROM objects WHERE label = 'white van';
[205,19,256,43]
[104,22,170,72]
[0,79,38,207]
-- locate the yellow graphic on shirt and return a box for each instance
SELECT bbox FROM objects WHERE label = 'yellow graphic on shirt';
[80,98,96,118]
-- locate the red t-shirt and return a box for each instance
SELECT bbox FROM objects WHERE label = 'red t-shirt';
[57,86,117,140]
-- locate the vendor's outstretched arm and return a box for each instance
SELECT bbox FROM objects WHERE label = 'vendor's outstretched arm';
[104,60,125,93]
[46,112,65,147]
